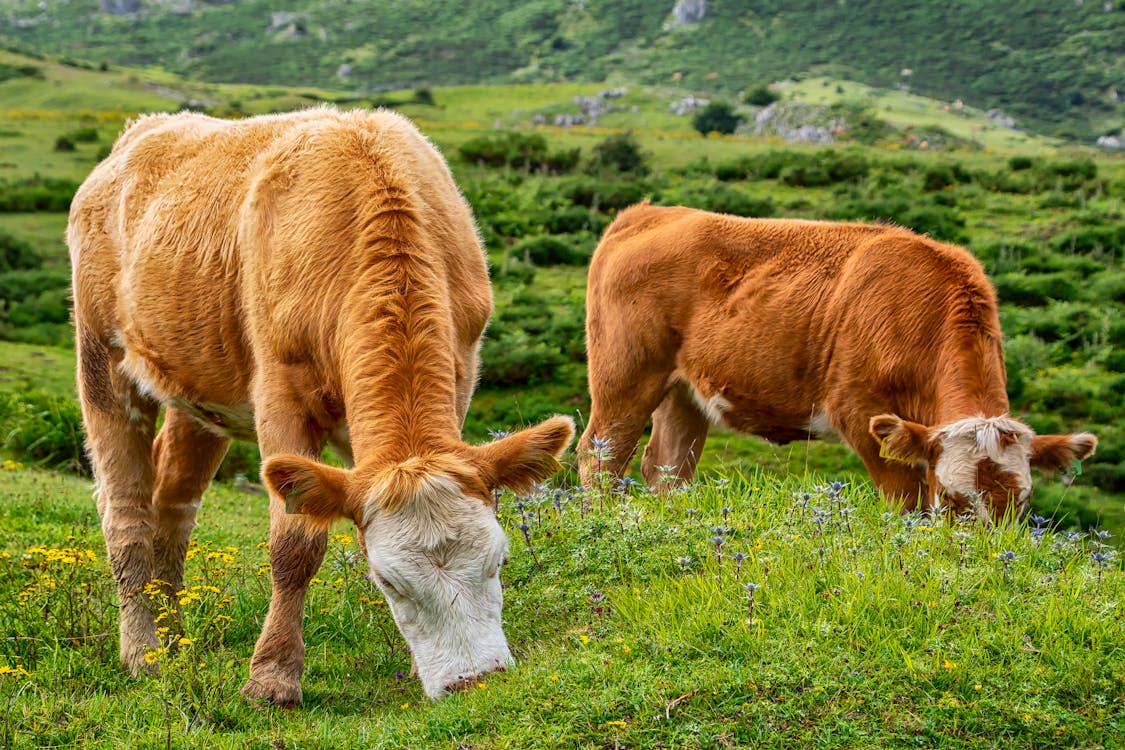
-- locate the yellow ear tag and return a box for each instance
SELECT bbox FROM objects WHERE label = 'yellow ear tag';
[285,486,303,515]
[879,437,911,464]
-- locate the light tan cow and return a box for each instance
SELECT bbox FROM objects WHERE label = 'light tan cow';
[578,203,1096,521]
[68,107,574,705]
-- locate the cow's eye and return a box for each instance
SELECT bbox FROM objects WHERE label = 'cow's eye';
[374,573,399,596]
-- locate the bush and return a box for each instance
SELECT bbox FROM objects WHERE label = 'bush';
[993,272,1080,307]
[479,330,567,387]
[666,182,774,217]
[0,389,88,474]
[511,234,594,266]
[0,231,41,272]
[1051,225,1125,261]
[66,127,99,143]
[458,131,578,174]
[53,136,76,152]
[1008,156,1035,171]
[558,177,650,211]
[0,176,79,212]
[541,206,605,235]
[692,101,740,136]
[587,133,648,176]
[0,270,70,309]
[743,85,779,107]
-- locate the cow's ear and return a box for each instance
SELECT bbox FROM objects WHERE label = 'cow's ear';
[263,455,358,531]
[1029,433,1097,474]
[474,416,575,494]
[869,414,933,465]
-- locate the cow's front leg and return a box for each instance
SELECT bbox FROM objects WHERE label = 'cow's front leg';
[242,500,328,707]
[242,373,330,708]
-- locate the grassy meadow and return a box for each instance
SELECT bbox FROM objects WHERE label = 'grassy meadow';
[0,48,1124,748]
[1,461,1122,748]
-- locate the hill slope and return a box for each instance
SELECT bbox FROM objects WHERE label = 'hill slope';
[2,0,1123,141]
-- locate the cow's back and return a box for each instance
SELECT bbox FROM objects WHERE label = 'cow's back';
[587,204,999,434]
[68,108,489,410]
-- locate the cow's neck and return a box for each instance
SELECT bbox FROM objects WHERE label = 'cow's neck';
[933,330,1010,425]
[337,255,461,465]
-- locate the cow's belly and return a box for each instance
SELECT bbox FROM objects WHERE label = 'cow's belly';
[682,375,835,444]
[118,337,257,440]
[169,397,257,441]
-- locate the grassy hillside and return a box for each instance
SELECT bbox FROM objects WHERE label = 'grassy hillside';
[2,1,1124,141]
[0,461,1121,748]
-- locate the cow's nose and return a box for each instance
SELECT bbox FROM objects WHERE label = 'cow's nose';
[442,663,507,695]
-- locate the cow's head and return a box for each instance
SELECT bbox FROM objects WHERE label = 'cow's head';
[262,415,575,698]
[870,414,1097,522]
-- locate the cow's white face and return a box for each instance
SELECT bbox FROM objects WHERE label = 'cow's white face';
[871,414,1097,522]
[261,415,575,700]
[361,475,512,698]
[930,417,1035,520]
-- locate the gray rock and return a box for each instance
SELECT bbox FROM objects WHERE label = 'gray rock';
[666,0,707,29]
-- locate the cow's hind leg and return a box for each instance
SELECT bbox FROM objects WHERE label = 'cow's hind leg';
[78,331,160,673]
[641,381,710,488]
[242,373,329,707]
[151,408,230,626]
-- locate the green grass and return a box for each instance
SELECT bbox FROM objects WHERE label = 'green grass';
[0,340,74,394]
[0,462,1121,748]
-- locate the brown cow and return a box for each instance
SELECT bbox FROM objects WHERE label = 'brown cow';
[68,107,574,705]
[577,203,1096,520]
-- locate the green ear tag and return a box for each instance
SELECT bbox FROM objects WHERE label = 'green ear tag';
[1071,458,1083,477]
[285,486,303,515]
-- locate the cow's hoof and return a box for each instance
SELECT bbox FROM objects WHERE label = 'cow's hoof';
[121,642,159,677]
[241,676,303,708]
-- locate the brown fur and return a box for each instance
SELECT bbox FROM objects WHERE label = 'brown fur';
[578,203,1096,514]
[69,108,573,707]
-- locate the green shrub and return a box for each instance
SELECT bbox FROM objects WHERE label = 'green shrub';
[479,329,567,387]
[0,176,79,212]
[511,234,594,266]
[0,231,41,272]
[558,177,649,211]
[490,259,537,286]
[66,127,99,143]
[1090,272,1125,304]
[691,101,740,136]
[587,132,648,176]
[458,131,578,174]
[541,206,605,235]
[993,272,1080,307]
[1051,225,1125,261]
[53,136,76,152]
[743,84,779,107]
[1008,156,1034,171]
[0,388,88,474]
[666,182,774,217]
[0,270,70,309]
[921,162,971,192]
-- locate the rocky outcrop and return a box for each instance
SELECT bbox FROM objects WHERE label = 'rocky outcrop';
[986,109,1017,129]
[1097,133,1125,150]
[99,0,141,15]
[666,0,707,29]
[669,95,709,115]
[747,101,845,144]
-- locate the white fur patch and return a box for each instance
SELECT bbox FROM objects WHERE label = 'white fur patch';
[362,473,512,698]
[688,384,732,426]
[169,397,256,441]
[806,410,840,442]
[933,415,1033,499]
